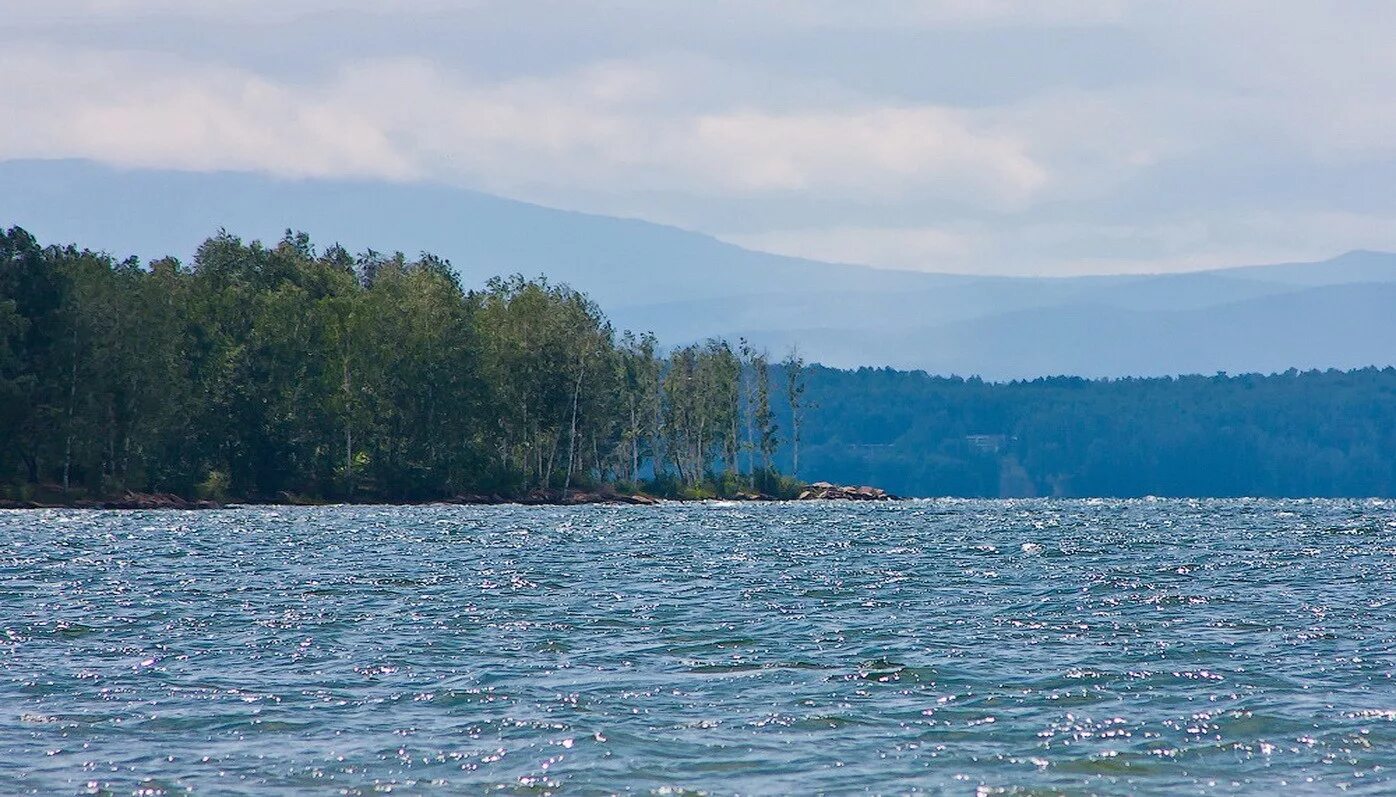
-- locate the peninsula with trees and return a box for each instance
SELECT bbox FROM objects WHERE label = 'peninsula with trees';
[0,226,864,507]
[6,224,1396,505]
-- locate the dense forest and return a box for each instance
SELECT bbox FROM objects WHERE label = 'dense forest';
[789,366,1396,498]
[0,226,805,504]
[5,224,1396,503]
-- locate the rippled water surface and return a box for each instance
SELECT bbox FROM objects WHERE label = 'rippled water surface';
[4,500,1396,794]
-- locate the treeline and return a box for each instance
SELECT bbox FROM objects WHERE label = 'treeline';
[0,226,807,503]
[791,365,1396,498]
[11,223,1395,502]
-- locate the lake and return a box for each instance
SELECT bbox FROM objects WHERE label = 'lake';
[3,500,1395,794]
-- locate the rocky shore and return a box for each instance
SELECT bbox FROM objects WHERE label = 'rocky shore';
[1,482,901,509]
[0,492,222,510]
[796,481,900,501]
[445,489,660,506]
[444,481,899,504]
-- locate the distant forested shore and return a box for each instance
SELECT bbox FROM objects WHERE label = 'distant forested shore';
[0,226,811,506]
[4,225,1396,504]
[792,365,1396,498]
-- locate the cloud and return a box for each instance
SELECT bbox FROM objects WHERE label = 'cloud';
[647,0,1128,31]
[723,209,1396,277]
[4,0,477,24]
[0,47,416,180]
[0,46,1052,209]
[7,0,1125,29]
[2,2,1396,275]
[688,108,1045,202]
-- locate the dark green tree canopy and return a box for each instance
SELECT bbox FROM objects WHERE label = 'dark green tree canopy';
[0,226,789,503]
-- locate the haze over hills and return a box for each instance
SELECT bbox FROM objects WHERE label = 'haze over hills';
[4,159,1395,380]
[743,281,1396,379]
[0,159,935,308]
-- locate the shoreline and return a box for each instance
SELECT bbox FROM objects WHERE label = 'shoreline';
[0,482,901,510]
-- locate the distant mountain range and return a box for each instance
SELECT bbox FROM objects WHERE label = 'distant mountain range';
[4,158,1395,379]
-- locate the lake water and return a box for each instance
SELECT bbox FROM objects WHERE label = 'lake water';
[3,500,1396,794]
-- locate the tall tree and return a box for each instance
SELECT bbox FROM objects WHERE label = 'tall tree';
[784,349,807,478]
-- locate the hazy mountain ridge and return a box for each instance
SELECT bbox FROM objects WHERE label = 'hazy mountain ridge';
[0,158,937,308]
[738,282,1396,379]
[4,158,1394,378]
[1210,250,1396,286]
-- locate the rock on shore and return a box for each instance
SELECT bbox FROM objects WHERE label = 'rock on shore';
[447,489,659,506]
[78,492,223,510]
[797,482,899,501]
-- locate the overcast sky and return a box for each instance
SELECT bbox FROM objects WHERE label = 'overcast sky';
[5,1,1396,275]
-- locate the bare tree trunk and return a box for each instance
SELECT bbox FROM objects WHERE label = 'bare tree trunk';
[544,432,560,491]
[792,413,800,478]
[62,325,79,495]
[591,433,600,483]
[562,355,585,498]
[535,436,545,488]
[345,424,353,495]
[630,402,639,480]
[745,380,755,487]
[343,355,354,497]
[106,400,116,481]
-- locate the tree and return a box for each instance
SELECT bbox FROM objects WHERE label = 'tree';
[784,348,806,478]
[0,225,819,503]
[753,350,777,476]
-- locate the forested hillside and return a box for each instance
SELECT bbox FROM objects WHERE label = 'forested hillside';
[790,366,1396,498]
[0,227,799,504]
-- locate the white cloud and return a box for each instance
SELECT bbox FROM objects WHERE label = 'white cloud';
[0,46,1053,209]
[3,2,1396,275]
[688,108,1046,202]
[673,0,1127,30]
[5,0,478,24]
[723,210,1396,277]
[0,47,416,179]
[7,0,1125,29]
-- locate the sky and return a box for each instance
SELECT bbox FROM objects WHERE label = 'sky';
[4,1,1396,276]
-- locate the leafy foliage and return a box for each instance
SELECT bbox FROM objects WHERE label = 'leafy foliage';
[11,223,1385,501]
[0,227,791,502]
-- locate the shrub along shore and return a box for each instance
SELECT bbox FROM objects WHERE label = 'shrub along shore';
[0,225,900,507]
